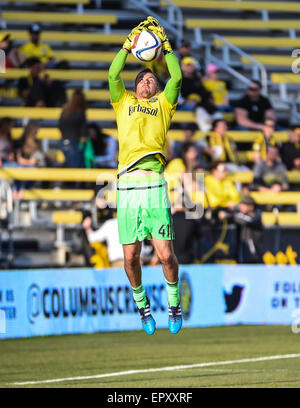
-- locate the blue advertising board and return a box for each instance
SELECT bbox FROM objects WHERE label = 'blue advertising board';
[1,265,300,339]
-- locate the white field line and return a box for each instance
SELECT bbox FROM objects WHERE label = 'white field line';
[11,353,300,386]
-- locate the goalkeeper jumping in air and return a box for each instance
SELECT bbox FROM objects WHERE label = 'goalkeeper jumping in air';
[108,17,182,335]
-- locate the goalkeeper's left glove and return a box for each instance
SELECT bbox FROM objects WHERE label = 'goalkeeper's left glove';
[146,16,173,55]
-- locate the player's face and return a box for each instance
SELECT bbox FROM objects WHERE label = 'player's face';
[136,73,158,99]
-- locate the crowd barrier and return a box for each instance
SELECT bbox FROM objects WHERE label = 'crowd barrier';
[1,264,300,339]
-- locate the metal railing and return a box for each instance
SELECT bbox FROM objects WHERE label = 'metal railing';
[209,34,268,95]
[128,0,183,42]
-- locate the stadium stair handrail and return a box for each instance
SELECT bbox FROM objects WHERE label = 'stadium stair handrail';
[128,0,183,42]
[209,34,268,95]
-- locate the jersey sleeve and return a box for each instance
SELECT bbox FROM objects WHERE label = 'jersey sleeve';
[108,49,128,103]
[164,52,182,106]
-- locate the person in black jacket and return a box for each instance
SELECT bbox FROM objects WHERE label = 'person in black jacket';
[233,195,263,263]
[58,89,88,169]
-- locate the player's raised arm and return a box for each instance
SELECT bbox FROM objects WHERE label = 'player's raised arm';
[108,20,148,103]
[147,17,182,105]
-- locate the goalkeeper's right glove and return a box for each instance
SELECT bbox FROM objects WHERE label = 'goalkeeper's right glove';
[146,16,173,55]
[122,20,149,53]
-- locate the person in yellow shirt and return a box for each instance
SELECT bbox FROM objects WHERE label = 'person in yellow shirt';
[252,117,278,163]
[109,17,182,335]
[203,63,230,110]
[206,119,238,166]
[205,161,240,210]
[19,24,55,67]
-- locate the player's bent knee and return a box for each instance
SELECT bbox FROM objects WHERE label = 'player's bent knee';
[159,251,177,267]
[124,252,140,268]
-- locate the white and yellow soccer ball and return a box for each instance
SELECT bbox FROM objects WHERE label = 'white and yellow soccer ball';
[131,30,162,62]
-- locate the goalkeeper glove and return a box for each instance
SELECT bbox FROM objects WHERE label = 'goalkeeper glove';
[146,16,173,55]
[122,20,149,53]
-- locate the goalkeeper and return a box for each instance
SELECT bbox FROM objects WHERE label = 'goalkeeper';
[108,17,182,335]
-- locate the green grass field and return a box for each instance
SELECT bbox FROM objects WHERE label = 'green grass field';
[1,325,300,388]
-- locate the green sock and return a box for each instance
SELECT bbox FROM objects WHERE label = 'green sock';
[132,284,147,309]
[166,279,180,307]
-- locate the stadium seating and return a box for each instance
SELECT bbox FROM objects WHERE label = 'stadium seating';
[0,30,125,44]
[2,11,117,26]
[0,69,138,81]
[214,37,300,49]
[10,128,291,143]
[53,51,137,64]
[241,56,294,68]
[262,212,300,226]
[4,0,89,4]
[185,19,300,31]
[23,189,94,201]
[160,0,300,13]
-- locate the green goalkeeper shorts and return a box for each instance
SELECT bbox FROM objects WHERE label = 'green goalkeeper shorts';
[117,173,174,245]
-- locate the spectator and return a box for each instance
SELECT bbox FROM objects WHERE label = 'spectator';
[195,92,223,132]
[0,117,15,167]
[235,195,263,263]
[82,123,118,169]
[252,117,278,163]
[202,63,230,111]
[175,40,201,71]
[165,141,205,176]
[16,120,46,167]
[19,24,55,68]
[201,119,238,169]
[227,195,263,263]
[280,125,300,171]
[169,125,207,168]
[234,80,276,130]
[252,145,289,193]
[205,161,240,215]
[172,209,202,264]
[178,57,208,111]
[59,89,88,169]
[18,57,47,107]
[0,34,21,69]
[82,214,124,267]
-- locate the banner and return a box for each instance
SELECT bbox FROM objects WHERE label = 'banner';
[1,265,300,339]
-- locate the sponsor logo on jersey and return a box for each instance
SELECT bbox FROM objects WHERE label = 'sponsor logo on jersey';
[128,105,158,117]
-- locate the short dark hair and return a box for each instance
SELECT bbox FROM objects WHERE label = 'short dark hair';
[209,161,226,172]
[212,118,227,131]
[250,79,262,89]
[134,68,161,92]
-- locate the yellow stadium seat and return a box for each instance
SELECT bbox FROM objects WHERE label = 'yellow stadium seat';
[23,189,94,201]
[1,168,299,187]
[0,168,117,182]
[5,0,88,3]
[161,0,300,12]
[250,192,300,205]
[0,68,138,81]
[2,11,117,25]
[54,51,137,63]
[241,56,294,67]
[52,210,83,224]
[0,30,125,44]
[271,73,300,84]
[262,212,300,226]
[186,19,300,31]
[214,37,300,49]
[0,107,233,125]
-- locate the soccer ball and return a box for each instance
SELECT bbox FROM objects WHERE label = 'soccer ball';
[131,30,162,62]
